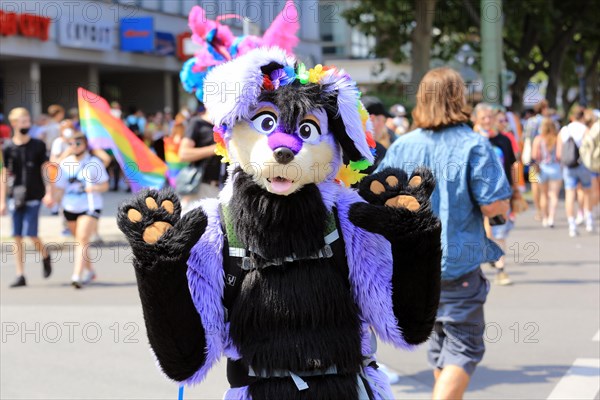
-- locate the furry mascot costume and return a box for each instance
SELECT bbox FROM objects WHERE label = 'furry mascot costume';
[118,6,442,399]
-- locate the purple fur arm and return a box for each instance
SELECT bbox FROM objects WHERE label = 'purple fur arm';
[335,186,415,350]
[182,198,228,385]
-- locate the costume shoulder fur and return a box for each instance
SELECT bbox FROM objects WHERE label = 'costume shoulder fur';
[118,47,442,400]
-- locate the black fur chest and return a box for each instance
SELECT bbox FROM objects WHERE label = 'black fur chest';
[225,171,363,375]
[228,257,362,374]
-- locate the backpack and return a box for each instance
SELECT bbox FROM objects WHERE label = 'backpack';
[561,128,580,168]
[580,121,600,173]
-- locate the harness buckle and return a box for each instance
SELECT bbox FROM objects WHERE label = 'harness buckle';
[322,244,333,258]
[241,257,255,271]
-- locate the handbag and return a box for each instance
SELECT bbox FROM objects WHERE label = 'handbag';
[10,147,28,210]
[12,185,27,210]
[175,163,204,196]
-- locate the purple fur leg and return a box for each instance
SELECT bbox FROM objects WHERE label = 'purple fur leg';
[224,386,251,400]
[183,198,226,385]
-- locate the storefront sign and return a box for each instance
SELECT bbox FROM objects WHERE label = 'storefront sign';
[59,17,114,51]
[120,17,154,52]
[0,11,51,41]
[176,32,203,61]
[155,31,175,56]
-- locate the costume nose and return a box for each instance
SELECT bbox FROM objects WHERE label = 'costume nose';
[273,147,294,164]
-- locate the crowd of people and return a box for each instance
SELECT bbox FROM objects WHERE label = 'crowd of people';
[0,102,223,288]
[1,88,598,291]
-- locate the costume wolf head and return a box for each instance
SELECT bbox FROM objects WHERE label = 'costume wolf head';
[204,47,377,195]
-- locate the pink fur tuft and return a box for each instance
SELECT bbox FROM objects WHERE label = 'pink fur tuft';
[262,0,300,54]
[188,6,216,43]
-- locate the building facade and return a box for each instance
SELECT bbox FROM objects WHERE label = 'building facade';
[1,0,403,119]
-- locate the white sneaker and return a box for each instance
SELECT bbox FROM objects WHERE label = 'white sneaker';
[542,218,549,228]
[547,218,554,228]
[82,270,96,284]
[569,225,578,237]
[575,212,584,226]
[585,221,594,233]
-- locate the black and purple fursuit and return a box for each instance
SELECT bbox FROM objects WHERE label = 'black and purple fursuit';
[117,47,442,400]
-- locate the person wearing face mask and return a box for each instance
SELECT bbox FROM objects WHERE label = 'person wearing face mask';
[1,107,54,288]
[52,132,109,288]
[49,120,77,164]
[47,120,77,215]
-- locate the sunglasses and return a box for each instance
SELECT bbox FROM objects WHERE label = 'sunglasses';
[68,140,84,147]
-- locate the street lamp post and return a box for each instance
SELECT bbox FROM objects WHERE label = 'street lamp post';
[481,0,503,105]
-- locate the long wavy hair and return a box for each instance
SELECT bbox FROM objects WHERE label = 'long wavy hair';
[539,117,557,150]
[411,67,470,131]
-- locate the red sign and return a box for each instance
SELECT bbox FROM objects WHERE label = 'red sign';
[176,32,192,61]
[0,11,51,41]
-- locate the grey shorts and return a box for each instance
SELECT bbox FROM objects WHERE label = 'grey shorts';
[428,267,490,376]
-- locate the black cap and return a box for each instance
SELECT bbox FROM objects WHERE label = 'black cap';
[362,96,392,118]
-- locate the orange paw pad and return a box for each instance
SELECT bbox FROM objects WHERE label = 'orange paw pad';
[370,180,385,195]
[142,221,173,244]
[385,195,420,211]
[408,176,422,187]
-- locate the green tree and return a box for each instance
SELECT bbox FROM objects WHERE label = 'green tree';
[343,0,438,103]
[344,0,600,112]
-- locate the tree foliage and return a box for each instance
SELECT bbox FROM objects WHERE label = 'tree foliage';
[343,0,600,111]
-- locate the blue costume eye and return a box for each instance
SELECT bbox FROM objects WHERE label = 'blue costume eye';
[251,111,278,135]
[298,120,321,144]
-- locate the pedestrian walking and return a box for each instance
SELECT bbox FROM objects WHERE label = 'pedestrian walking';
[376,67,512,400]
[474,103,521,286]
[1,107,54,288]
[523,99,549,221]
[51,132,109,288]
[532,117,563,228]
[557,106,595,236]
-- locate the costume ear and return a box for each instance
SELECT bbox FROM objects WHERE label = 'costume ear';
[321,74,375,164]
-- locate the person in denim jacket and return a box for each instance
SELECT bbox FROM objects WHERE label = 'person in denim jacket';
[377,67,511,399]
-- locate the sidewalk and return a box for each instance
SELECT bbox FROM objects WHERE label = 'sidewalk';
[0,191,130,249]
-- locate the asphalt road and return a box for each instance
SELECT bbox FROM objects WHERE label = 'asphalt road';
[1,194,598,399]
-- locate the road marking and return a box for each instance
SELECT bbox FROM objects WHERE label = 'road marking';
[593,330,599,342]
[547,358,600,400]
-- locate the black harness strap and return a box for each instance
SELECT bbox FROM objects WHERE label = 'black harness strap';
[219,205,247,322]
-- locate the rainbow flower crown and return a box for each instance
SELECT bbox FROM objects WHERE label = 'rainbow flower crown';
[213,63,377,186]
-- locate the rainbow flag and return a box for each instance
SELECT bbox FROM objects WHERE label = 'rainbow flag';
[163,136,188,187]
[77,87,167,192]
